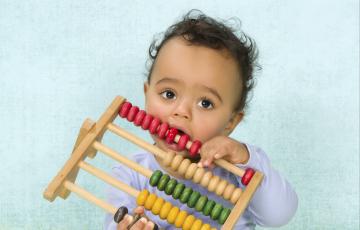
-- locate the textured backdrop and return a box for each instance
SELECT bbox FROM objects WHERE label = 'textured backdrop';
[0,1,358,229]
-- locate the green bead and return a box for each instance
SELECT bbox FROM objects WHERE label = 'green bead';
[165,178,177,195]
[210,203,223,220]
[149,170,162,187]
[179,187,193,203]
[157,174,170,191]
[187,191,201,208]
[202,200,215,216]
[195,195,208,212]
[172,183,185,199]
[218,208,231,225]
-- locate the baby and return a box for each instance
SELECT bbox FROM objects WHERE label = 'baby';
[105,10,298,230]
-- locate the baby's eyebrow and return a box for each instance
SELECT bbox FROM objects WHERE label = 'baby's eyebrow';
[199,85,223,103]
[155,77,181,85]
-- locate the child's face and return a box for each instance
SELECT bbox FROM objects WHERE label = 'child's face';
[144,37,243,155]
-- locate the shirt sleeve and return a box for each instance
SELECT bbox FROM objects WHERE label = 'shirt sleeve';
[103,163,139,230]
[235,143,298,227]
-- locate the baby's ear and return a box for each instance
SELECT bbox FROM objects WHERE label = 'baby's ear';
[223,111,244,136]
[143,82,149,94]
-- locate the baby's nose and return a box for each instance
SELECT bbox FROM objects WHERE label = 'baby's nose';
[173,101,191,120]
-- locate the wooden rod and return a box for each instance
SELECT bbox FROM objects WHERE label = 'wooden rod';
[92,141,153,178]
[63,180,117,215]
[107,123,168,160]
[213,159,245,177]
[221,171,264,230]
[78,161,140,198]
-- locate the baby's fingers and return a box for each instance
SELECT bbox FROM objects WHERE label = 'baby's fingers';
[117,214,133,230]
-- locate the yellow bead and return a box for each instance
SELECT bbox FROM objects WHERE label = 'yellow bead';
[159,202,172,219]
[136,190,149,206]
[174,210,188,228]
[190,219,203,230]
[183,215,196,230]
[167,206,180,224]
[151,197,164,215]
[200,224,211,230]
[144,193,157,210]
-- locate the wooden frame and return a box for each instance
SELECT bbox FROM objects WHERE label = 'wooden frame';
[43,96,263,230]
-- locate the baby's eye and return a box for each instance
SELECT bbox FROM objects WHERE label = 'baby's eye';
[160,90,176,100]
[198,99,214,109]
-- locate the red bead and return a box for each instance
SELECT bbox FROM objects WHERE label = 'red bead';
[134,110,146,126]
[178,134,189,150]
[119,102,132,118]
[157,122,169,139]
[141,114,153,130]
[189,140,201,157]
[241,168,255,186]
[127,106,139,122]
[166,128,178,144]
[149,117,160,134]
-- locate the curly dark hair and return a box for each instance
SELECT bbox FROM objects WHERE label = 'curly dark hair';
[146,10,260,112]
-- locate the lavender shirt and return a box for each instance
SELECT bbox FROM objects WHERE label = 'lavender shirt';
[104,144,298,229]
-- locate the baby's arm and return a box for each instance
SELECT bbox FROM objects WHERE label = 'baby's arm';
[199,137,298,227]
[236,144,298,227]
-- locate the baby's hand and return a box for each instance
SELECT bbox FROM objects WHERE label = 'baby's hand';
[197,136,249,168]
[117,206,156,230]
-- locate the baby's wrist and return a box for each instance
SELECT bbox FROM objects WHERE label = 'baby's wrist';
[233,143,249,164]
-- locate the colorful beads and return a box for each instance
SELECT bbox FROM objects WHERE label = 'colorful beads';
[191,219,203,230]
[141,114,153,130]
[189,140,201,157]
[136,189,149,206]
[157,122,169,139]
[144,193,157,210]
[195,195,208,212]
[149,117,160,134]
[149,170,162,186]
[210,203,223,220]
[203,200,215,216]
[136,190,223,228]
[157,174,170,191]
[187,191,201,208]
[127,106,139,122]
[179,187,193,203]
[148,171,230,224]
[167,206,180,224]
[183,215,196,230]
[178,134,190,150]
[119,102,132,118]
[118,101,203,158]
[113,206,128,223]
[241,168,255,185]
[164,178,177,195]
[218,208,231,225]
[157,152,243,203]
[159,201,172,219]
[172,183,185,199]
[174,210,188,228]
[166,128,178,144]
[151,197,164,215]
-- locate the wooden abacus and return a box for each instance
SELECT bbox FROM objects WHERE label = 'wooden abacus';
[43,96,263,230]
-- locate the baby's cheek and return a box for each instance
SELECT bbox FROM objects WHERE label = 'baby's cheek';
[194,118,224,142]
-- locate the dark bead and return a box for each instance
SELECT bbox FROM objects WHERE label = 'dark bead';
[114,206,128,223]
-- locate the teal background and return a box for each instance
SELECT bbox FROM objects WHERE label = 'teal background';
[0,1,358,229]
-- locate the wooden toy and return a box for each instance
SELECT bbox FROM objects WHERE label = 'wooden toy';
[43,96,263,230]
